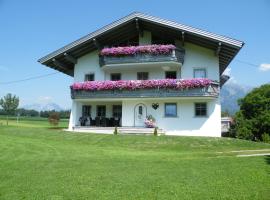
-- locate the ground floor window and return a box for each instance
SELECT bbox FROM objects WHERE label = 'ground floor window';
[97,105,106,117]
[82,105,91,117]
[195,103,207,117]
[112,105,122,118]
[165,103,177,117]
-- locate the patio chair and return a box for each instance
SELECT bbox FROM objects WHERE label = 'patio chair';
[95,117,100,127]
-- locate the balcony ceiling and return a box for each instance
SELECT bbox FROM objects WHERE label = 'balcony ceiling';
[38,12,244,77]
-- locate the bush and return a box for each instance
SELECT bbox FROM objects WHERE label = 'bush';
[262,133,270,143]
[234,84,270,142]
[153,127,158,136]
[114,126,118,135]
[48,112,60,127]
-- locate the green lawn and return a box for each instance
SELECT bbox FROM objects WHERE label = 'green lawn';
[0,120,269,199]
[0,116,68,128]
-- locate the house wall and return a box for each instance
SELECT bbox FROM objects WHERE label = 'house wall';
[73,32,219,83]
[122,98,221,137]
[69,97,221,137]
[69,31,221,137]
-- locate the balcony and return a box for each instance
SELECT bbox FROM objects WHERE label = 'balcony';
[71,79,219,99]
[99,45,185,69]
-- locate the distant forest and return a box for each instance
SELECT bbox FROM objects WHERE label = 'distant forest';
[0,108,70,119]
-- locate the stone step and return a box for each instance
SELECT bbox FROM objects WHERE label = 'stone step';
[73,126,165,135]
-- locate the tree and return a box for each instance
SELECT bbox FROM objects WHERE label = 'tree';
[48,112,60,127]
[234,84,270,141]
[0,93,19,125]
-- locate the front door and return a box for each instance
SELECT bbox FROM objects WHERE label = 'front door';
[134,104,147,127]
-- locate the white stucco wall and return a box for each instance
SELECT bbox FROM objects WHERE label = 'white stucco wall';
[122,98,221,137]
[68,33,222,136]
[181,43,219,81]
[73,41,219,83]
[74,50,105,82]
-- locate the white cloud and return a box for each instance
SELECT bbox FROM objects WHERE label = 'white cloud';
[259,63,270,71]
[38,96,53,103]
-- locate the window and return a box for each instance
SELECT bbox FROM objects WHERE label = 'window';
[113,105,122,118]
[82,105,91,117]
[165,71,177,79]
[165,103,177,117]
[195,103,207,117]
[85,73,95,81]
[194,69,206,78]
[97,105,106,117]
[111,73,121,81]
[137,72,149,80]
[138,106,143,115]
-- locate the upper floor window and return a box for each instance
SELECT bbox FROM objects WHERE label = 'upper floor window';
[194,68,206,78]
[111,73,121,81]
[165,103,177,117]
[137,72,149,80]
[195,103,207,117]
[85,73,95,81]
[165,71,177,79]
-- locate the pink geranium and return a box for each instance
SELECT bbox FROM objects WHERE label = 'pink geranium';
[71,78,212,91]
[100,44,176,56]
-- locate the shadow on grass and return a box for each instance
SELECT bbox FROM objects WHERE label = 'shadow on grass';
[48,126,67,130]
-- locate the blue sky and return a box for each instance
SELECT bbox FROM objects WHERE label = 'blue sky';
[0,0,269,109]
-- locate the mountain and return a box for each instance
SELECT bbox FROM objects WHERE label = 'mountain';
[220,81,252,115]
[22,103,64,112]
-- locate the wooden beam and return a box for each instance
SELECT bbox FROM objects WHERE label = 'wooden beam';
[52,58,68,70]
[181,31,185,46]
[93,38,101,50]
[135,18,143,37]
[64,53,77,64]
[215,42,222,56]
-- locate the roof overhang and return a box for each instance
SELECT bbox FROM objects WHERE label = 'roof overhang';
[38,12,244,77]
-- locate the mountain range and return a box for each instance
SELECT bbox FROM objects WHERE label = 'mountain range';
[22,103,64,112]
[220,81,252,115]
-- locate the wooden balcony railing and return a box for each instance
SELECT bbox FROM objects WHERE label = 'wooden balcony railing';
[71,82,219,99]
[99,48,185,67]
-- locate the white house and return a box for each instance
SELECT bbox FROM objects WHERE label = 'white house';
[38,12,244,137]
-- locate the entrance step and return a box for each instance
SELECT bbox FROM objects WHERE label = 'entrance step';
[73,126,165,135]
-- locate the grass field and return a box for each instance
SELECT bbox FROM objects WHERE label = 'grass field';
[0,119,269,199]
[0,116,68,128]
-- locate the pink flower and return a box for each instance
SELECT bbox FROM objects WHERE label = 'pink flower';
[71,78,212,91]
[100,44,176,56]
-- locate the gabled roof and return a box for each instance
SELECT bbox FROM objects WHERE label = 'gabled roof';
[38,12,244,76]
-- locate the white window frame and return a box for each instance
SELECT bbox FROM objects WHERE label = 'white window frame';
[193,68,207,78]
[85,73,95,81]
[194,102,208,117]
